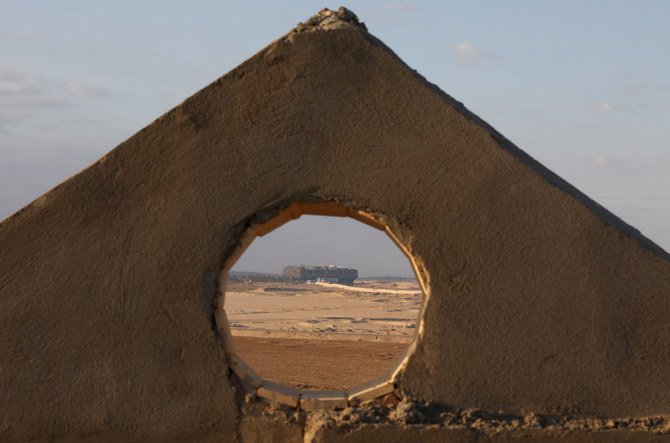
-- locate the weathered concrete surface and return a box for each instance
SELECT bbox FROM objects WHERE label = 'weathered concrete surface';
[0,7,669,441]
[238,410,303,443]
[302,399,670,442]
[308,425,668,443]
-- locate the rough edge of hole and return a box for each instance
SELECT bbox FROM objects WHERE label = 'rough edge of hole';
[212,200,430,410]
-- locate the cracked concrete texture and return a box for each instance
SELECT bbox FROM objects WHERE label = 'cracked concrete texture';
[238,401,670,442]
[1,6,669,441]
[301,399,670,441]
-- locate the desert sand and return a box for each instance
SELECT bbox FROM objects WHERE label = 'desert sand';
[225,279,421,389]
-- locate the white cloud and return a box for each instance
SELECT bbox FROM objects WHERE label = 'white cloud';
[590,154,611,166]
[1,68,109,103]
[0,66,66,106]
[0,111,15,133]
[452,42,497,64]
[0,67,33,94]
[383,2,417,11]
[591,101,618,113]
[0,30,40,41]
[65,81,110,98]
[0,66,70,133]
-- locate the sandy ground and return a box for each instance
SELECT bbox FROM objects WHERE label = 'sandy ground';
[225,280,421,389]
[233,336,409,390]
[225,280,421,341]
[312,281,421,295]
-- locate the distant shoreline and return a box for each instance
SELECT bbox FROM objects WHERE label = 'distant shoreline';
[229,270,417,280]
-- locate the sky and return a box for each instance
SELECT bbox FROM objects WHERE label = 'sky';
[1,1,669,272]
[231,215,415,277]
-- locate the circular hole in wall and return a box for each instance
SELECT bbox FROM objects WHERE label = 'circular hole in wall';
[215,202,426,409]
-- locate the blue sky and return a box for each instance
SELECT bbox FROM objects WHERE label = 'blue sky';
[232,215,415,277]
[1,1,668,274]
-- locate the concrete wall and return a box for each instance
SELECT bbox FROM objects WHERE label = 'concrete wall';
[0,8,668,441]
